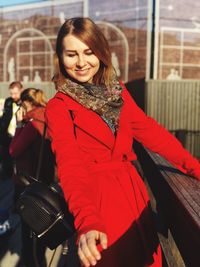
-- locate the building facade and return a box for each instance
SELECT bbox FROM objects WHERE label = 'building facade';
[0,0,148,84]
[154,0,200,80]
[0,0,200,83]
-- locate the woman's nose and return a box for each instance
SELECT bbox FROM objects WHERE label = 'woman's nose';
[76,54,86,68]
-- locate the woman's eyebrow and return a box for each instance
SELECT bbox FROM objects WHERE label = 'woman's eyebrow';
[64,48,92,52]
[64,49,76,52]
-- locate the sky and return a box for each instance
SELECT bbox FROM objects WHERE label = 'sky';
[0,0,44,7]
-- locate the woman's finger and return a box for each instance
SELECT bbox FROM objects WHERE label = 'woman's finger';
[86,234,101,261]
[79,234,97,266]
[16,107,24,121]
[99,232,108,250]
[78,246,91,267]
[78,231,108,266]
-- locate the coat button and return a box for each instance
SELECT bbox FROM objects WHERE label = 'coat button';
[123,154,127,161]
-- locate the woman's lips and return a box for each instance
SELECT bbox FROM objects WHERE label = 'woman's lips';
[75,68,90,75]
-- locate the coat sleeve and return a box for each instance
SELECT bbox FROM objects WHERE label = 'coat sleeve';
[9,123,39,158]
[122,86,200,180]
[45,98,106,237]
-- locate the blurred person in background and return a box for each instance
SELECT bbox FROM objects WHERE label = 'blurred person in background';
[9,88,55,267]
[0,81,23,179]
[10,88,54,186]
[0,81,23,267]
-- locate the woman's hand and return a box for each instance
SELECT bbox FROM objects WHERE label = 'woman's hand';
[78,230,108,267]
[16,106,26,122]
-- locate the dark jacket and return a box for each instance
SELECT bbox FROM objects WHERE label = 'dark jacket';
[0,97,14,145]
[0,97,15,179]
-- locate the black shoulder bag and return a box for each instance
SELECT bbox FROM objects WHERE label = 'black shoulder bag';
[16,124,75,249]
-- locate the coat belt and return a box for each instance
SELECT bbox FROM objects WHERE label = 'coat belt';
[87,160,132,173]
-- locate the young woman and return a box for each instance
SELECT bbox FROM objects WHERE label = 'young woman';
[10,88,55,267]
[45,17,200,267]
[10,88,54,185]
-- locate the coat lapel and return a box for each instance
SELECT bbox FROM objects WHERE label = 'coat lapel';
[111,104,131,160]
[55,92,115,150]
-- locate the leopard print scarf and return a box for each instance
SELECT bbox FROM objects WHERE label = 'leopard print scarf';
[54,75,124,131]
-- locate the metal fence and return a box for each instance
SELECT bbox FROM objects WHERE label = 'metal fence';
[146,80,200,158]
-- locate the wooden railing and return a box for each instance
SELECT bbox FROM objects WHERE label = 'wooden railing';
[134,142,200,267]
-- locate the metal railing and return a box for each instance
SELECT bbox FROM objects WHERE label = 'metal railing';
[146,80,200,158]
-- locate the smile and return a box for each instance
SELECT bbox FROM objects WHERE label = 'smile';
[75,69,90,75]
[76,68,90,72]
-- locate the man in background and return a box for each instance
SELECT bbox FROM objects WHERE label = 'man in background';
[0,82,23,144]
[0,81,23,179]
[0,81,23,267]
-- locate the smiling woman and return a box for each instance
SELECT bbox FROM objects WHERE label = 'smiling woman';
[62,35,100,83]
[45,17,200,267]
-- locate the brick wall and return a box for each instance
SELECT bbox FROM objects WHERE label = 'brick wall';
[158,0,200,79]
[0,0,148,83]
[1,0,200,82]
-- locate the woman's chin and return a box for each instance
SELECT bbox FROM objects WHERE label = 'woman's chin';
[72,75,92,83]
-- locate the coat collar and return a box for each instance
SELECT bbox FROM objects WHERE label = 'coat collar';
[55,92,115,150]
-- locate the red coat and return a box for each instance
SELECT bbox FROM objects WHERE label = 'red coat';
[45,85,200,267]
[10,107,55,185]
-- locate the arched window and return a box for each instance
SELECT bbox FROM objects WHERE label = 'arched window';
[4,28,53,82]
[96,21,129,82]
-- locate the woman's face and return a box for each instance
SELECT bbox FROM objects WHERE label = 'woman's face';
[21,100,33,112]
[62,35,100,83]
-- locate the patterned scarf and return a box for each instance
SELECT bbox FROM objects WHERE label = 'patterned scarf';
[55,75,124,131]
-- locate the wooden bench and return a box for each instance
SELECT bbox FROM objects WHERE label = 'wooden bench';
[134,142,200,267]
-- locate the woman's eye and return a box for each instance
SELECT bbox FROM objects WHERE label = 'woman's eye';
[67,54,76,57]
[85,50,93,55]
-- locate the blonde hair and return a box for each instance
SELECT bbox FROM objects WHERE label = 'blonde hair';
[20,88,46,107]
[55,17,114,86]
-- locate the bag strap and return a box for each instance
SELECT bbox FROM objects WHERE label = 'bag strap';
[35,105,74,182]
[35,123,47,181]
